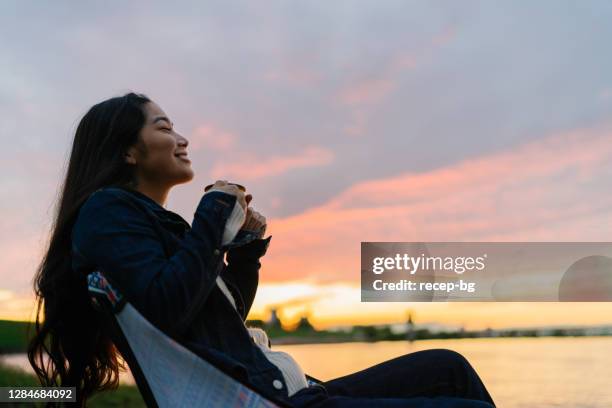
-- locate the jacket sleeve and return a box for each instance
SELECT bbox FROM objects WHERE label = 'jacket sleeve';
[221,236,272,320]
[71,189,237,335]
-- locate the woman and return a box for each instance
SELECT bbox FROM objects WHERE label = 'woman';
[28,92,496,407]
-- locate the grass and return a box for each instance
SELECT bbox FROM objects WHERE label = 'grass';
[0,361,39,387]
[1,320,145,405]
[0,361,145,407]
[0,320,31,354]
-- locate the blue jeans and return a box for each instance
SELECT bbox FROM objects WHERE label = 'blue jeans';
[289,349,496,407]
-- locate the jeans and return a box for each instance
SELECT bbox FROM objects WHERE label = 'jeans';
[289,349,496,407]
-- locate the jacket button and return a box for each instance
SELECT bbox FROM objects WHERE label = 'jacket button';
[272,379,283,390]
[213,249,221,256]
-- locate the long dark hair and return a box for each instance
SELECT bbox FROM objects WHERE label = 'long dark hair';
[27,92,151,406]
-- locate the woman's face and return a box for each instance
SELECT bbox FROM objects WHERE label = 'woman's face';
[126,101,194,188]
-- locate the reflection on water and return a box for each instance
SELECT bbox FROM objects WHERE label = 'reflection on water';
[3,337,612,407]
[278,337,612,408]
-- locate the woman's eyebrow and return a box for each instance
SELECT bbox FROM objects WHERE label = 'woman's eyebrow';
[152,116,173,126]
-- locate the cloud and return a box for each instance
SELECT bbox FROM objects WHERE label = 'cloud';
[600,88,612,101]
[0,289,37,321]
[343,109,368,136]
[265,57,321,88]
[431,25,457,47]
[334,52,420,107]
[260,123,612,283]
[337,78,395,106]
[210,146,334,181]
[189,124,237,152]
[333,25,455,136]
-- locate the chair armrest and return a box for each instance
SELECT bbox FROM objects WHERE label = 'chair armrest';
[305,373,324,386]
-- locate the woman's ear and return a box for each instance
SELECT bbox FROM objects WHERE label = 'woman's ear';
[124,147,137,165]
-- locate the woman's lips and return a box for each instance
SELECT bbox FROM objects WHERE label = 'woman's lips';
[175,153,190,162]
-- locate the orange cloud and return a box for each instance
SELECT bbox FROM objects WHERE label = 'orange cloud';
[261,124,612,284]
[210,146,334,181]
[0,289,37,321]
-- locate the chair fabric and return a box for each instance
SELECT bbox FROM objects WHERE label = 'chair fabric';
[87,270,284,408]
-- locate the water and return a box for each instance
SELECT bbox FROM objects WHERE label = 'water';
[3,337,612,407]
[0,353,137,385]
[279,337,612,408]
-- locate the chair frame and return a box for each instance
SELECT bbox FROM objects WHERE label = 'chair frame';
[87,270,319,408]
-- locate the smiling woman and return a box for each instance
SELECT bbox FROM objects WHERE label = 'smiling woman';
[27,91,496,408]
[122,101,194,206]
[26,91,272,407]
[28,93,157,406]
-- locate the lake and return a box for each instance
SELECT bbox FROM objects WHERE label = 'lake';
[3,336,611,407]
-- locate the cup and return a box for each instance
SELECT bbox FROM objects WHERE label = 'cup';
[204,182,246,193]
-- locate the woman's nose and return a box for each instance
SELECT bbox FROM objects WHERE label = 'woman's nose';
[177,133,189,147]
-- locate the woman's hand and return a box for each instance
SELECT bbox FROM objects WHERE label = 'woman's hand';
[205,180,249,211]
[243,208,267,236]
[242,191,265,235]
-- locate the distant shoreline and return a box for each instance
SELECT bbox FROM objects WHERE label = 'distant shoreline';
[3,318,611,353]
[272,332,612,346]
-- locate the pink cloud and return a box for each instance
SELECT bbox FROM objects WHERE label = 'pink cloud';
[0,228,46,302]
[260,124,612,283]
[189,124,237,152]
[431,25,457,47]
[265,67,321,87]
[337,78,395,106]
[600,88,612,101]
[210,146,334,181]
[335,26,456,136]
[343,109,368,136]
[334,49,423,108]
[264,50,323,88]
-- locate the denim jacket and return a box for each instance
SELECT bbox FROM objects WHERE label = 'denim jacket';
[70,186,293,402]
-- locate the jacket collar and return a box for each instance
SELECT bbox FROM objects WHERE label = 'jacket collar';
[112,186,191,232]
[116,186,166,211]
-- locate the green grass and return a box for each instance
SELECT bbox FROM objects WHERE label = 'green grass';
[0,320,31,353]
[87,384,146,407]
[1,320,145,405]
[0,362,145,407]
[0,361,39,387]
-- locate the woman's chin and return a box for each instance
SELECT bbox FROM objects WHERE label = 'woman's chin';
[175,169,195,184]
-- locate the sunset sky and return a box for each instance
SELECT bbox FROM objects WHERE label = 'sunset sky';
[2,1,612,330]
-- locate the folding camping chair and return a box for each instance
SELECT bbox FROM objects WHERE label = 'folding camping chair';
[87,270,321,408]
